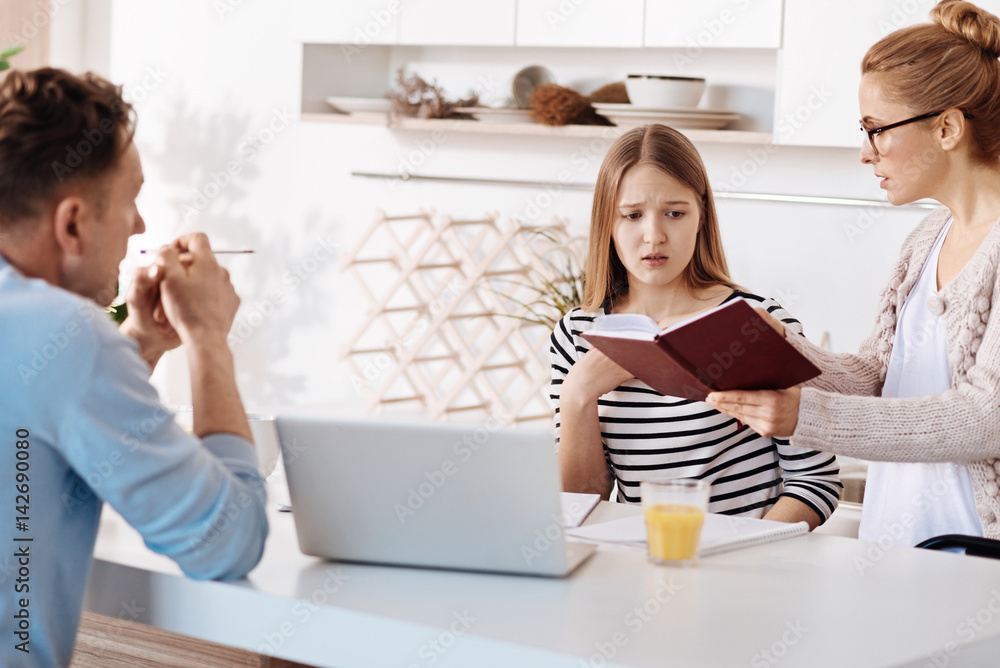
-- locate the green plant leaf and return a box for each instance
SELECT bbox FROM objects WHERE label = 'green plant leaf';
[478,227,585,329]
[1,45,25,59]
[105,279,129,324]
[0,62,8,72]
[106,301,128,325]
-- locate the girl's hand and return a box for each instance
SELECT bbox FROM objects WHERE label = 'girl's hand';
[705,388,801,438]
[561,348,635,406]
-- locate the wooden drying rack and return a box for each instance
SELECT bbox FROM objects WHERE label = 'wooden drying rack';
[340,210,585,426]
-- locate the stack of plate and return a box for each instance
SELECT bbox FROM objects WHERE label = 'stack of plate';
[592,103,739,130]
[454,107,535,124]
[324,97,391,117]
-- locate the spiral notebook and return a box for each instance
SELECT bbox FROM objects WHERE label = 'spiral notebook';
[566,512,808,557]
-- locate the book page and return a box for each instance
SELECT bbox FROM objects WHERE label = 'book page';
[589,297,749,338]
[589,313,660,340]
[591,300,748,338]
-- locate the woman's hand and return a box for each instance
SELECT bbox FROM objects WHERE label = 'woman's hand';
[705,388,801,438]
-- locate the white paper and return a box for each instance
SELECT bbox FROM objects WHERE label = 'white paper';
[589,313,658,340]
[590,297,750,339]
[560,492,601,528]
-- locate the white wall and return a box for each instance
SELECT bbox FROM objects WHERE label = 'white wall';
[91,0,923,415]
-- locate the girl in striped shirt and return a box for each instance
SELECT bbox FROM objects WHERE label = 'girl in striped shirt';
[551,124,840,527]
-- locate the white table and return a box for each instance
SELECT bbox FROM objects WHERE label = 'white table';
[85,472,1000,668]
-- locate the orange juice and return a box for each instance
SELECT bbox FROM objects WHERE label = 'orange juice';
[644,503,706,563]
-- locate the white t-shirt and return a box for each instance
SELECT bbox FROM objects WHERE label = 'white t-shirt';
[859,218,984,547]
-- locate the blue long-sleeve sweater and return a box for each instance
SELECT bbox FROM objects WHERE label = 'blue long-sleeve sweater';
[0,254,268,667]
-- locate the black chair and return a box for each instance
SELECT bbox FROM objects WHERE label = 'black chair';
[916,534,1000,559]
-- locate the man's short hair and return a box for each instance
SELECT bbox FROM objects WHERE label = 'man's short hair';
[0,67,135,231]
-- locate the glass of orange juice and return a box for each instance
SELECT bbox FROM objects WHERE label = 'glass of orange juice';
[640,479,710,567]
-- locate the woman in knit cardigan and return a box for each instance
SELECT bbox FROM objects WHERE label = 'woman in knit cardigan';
[707,0,1000,545]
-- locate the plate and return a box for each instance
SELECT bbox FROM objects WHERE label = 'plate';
[593,102,737,116]
[454,107,536,124]
[592,104,740,130]
[324,97,391,115]
[600,113,739,130]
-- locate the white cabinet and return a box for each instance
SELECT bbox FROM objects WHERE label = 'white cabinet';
[644,0,782,49]
[516,0,645,47]
[777,0,1000,147]
[399,0,517,45]
[776,0,940,147]
[290,0,401,44]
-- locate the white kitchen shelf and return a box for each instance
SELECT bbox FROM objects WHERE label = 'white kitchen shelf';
[301,112,773,145]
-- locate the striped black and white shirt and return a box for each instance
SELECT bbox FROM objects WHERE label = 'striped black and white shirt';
[550,290,841,521]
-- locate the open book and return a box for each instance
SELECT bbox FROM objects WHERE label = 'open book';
[565,512,808,557]
[581,298,820,401]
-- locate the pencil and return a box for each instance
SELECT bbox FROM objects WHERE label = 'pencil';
[139,250,255,254]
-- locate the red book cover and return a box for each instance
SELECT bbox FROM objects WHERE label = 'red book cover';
[580,299,820,401]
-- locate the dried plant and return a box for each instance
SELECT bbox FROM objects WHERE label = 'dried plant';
[386,68,479,120]
[588,81,629,104]
[529,83,613,126]
[485,228,586,330]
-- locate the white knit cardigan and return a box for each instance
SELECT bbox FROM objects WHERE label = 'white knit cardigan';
[787,207,1000,539]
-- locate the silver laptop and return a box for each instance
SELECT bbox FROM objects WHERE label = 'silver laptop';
[276,416,596,577]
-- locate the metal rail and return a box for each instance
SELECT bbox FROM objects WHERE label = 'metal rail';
[352,171,938,210]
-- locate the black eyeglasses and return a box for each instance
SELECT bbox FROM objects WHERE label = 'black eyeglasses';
[860,110,974,156]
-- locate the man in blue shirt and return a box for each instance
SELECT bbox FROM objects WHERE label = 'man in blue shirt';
[0,68,269,666]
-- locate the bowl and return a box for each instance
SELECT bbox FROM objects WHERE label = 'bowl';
[624,75,706,110]
[512,65,556,108]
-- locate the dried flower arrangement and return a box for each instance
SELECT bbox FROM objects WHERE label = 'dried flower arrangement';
[386,68,480,120]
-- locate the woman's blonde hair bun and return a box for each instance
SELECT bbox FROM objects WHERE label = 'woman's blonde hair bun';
[933,0,1000,59]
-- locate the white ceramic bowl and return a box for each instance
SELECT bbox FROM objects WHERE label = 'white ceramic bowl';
[624,75,706,110]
